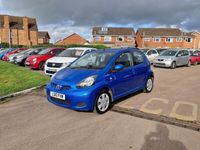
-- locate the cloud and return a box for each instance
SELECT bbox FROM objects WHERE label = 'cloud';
[1,0,200,42]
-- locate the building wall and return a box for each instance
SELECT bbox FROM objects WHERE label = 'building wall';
[38,38,49,45]
[93,35,135,47]
[136,32,197,49]
[0,15,38,46]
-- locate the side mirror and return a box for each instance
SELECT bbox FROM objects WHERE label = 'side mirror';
[114,64,124,72]
[177,54,181,57]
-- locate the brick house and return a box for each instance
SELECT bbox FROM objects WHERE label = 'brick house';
[136,28,200,49]
[55,33,89,45]
[92,27,136,47]
[38,31,50,45]
[0,15,38,46]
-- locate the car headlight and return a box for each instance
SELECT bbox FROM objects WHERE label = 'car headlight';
[77,75,96,88]
[33,58,37,62]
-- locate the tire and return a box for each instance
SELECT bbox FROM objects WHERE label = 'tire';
[94,90,111,114]
[187,60,191,67]
[144,77,154,93]
[39,61,45,70]
[171,61,176,69]
[194,61,198,66]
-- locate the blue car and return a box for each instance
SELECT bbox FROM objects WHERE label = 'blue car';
[0,48,16,60]
[46,48,154,114]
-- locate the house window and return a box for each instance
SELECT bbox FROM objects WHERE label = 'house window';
[144,38,150,42]
[154,37,160,42]
[101,27,108,32]
[104,36,112,42]
[127,36,132,41]
[95,36,101,42]
[176,37,182,42]
[166,37,173,43]
[117,36,124,42]
[185,37,193,43]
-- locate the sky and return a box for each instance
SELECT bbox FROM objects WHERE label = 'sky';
[0,0,200,43]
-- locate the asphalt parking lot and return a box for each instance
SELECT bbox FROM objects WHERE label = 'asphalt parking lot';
[115,65,200,123]
[0,89,200,150]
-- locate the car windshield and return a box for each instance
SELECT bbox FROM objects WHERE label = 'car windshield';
[18,49,33,54]
[38,48,51,55]
[58,49,84,58]
[160,50,177,56]
[69,52,115,69]
[192,52,200,56]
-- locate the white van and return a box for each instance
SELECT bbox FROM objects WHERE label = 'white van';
[44,47,96,75]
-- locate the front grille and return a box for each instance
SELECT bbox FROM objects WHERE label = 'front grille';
[47,62,62,68]
[46,70,56,74]
[155,63,165,66]
[52,97,71,105]
[51,82,71,90]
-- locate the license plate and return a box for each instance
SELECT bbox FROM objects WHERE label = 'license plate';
[50,91,65,100]
[48,68,56,72]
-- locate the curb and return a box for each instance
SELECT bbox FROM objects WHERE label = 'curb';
[0,85,46,101]
[112,105,200,132]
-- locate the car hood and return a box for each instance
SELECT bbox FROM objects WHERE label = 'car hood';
[54,68,100,83]
[26,54,45,61]
[47,57,77,64]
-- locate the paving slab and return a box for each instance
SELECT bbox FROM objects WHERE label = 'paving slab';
[0,90,200,150]
[114,65,200,127]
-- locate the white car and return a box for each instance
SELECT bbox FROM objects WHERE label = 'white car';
[44,47,96,75]
[141,49,160,64]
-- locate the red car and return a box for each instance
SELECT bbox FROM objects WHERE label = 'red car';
[25,47,65,70]
[191,51,200,65]
[2,48,27,61]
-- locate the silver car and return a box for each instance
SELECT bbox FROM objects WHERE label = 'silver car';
[153,49,191,69]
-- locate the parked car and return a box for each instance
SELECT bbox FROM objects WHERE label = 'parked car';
[46,48,154,114]
[12,48,44,66]
[153,49,191,69]
[45,47,96,75]
[191,51,200,65]
[25,47,65,70]
[2,48,27,61]
[0,48,16,60]
[141,49,159,64]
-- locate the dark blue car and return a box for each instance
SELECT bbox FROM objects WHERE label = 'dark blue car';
[46,48,154,114]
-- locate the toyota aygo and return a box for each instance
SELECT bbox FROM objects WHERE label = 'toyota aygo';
[46,48,154,114]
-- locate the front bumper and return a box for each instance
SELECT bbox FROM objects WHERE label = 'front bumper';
[153,60,172,67]
[46,82,101,111]
[25,60,39,69]
[45,66,65,76]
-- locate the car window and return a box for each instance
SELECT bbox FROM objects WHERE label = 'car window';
[84,50,90,55]
[54,49,63,55]
[152,50,157,54]
[132,51,144,65]
[177,51,183,57]
[115,53,132,68]
[146,51,152,55]
[183,50,189,56]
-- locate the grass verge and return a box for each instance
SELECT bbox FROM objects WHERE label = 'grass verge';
[0,61,50,96]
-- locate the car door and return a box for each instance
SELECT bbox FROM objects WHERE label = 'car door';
[110,52,134,98]
[176,50,183,66]
[131,51,147,89]
[183,50,190,65]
